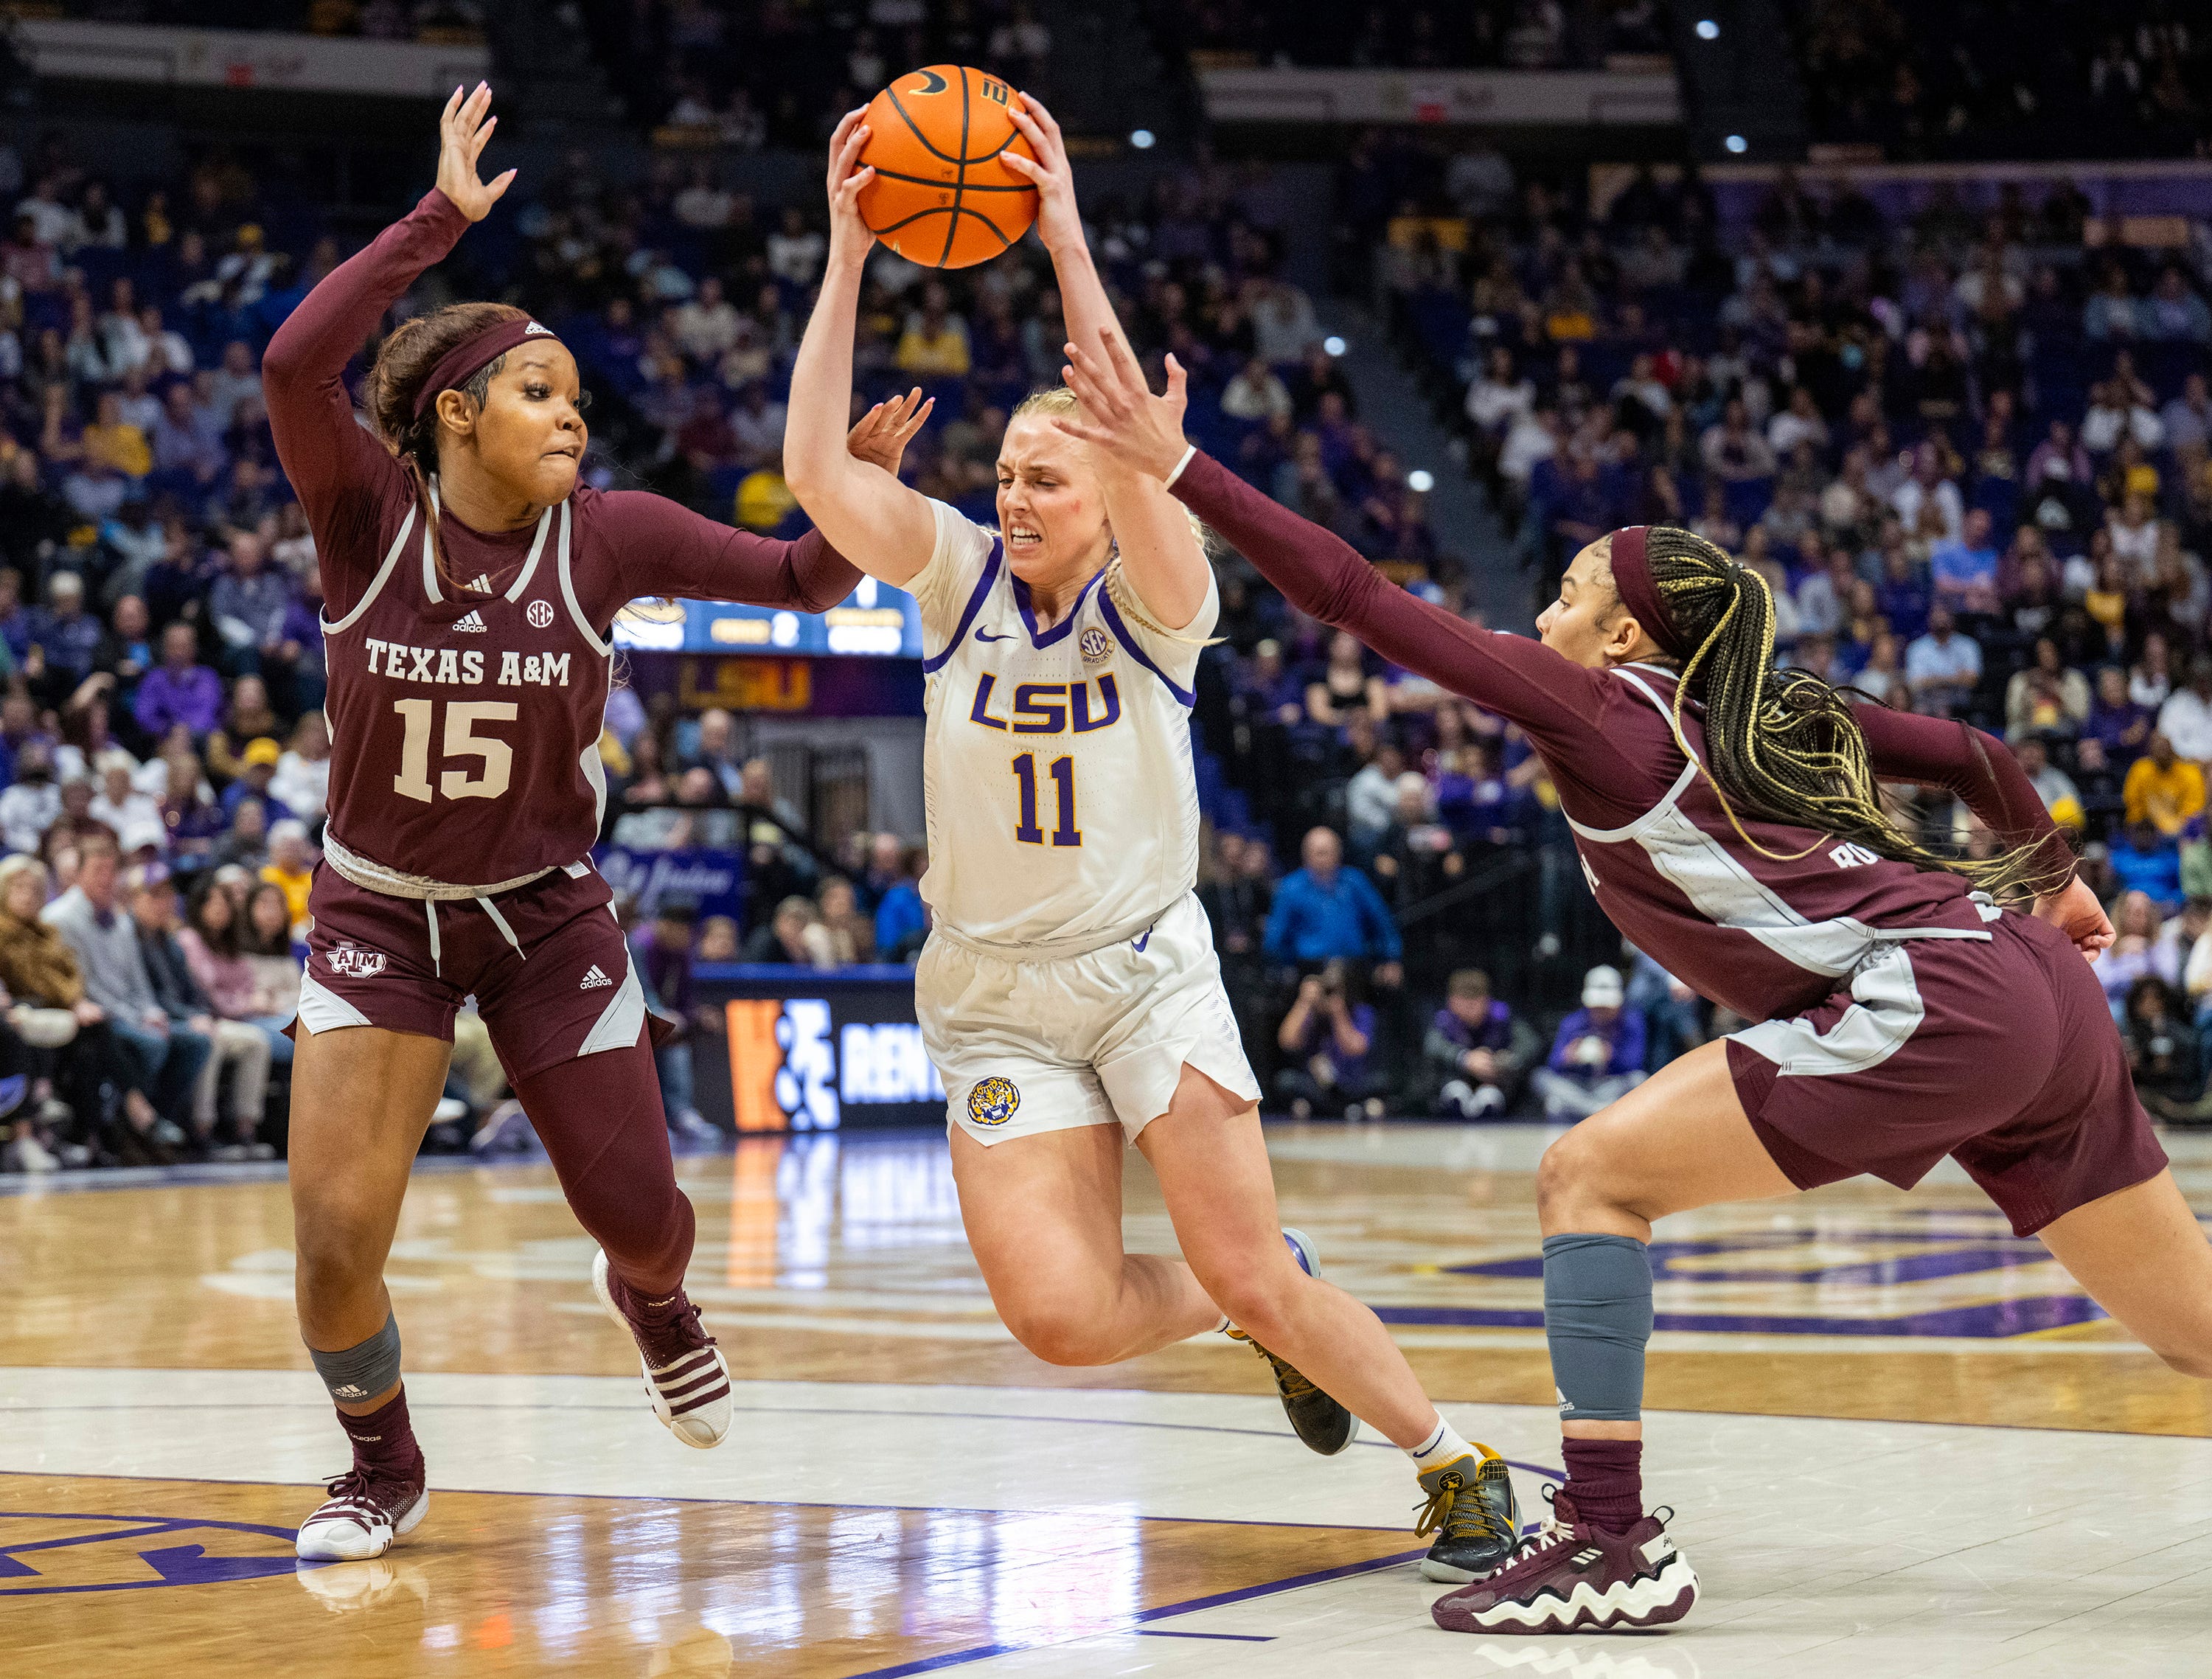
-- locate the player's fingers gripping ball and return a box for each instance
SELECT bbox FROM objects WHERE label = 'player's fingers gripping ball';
[858,65,1039,268]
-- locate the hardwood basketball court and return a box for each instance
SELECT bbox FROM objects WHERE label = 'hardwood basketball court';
[6,1123,2211,1677]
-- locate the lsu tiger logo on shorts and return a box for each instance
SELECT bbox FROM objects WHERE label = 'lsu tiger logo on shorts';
[967,1076,1020,1126]
[327,944,386,979]
[1079,628,1113,665]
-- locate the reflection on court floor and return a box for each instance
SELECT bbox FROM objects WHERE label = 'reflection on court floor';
[4,1122,2210,1675]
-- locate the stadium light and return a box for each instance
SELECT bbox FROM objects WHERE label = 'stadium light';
[1130,128,1156,149]
[1322,335,1347,356]
[1408,469,1436,493]
[1695,18,1719,39]
[1725,134,1748,153]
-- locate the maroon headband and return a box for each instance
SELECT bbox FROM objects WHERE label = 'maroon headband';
[411,317,564,420]
[1606,524,1684,658]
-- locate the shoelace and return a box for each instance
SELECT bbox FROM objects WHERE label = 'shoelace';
[313,1469,400,1532]
[633,1293,717,1369]
[1412,1463,1517,1553]
[1253,1341,1318,1401]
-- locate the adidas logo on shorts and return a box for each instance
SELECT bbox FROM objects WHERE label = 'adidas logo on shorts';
[579,964,613,990]
[454,610,488,633]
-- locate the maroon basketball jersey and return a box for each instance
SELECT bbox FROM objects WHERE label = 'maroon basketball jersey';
[321,487,612,889]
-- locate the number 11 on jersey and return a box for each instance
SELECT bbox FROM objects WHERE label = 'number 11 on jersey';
[1011,753,1079,847]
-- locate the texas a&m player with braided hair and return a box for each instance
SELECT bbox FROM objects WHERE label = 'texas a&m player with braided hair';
[1057,327,2211,1635]
[265,84,924,1562]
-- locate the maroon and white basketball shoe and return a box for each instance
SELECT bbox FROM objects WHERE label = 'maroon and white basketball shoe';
[591,1249,732,1449]
[1429,1488,1697,1634]
[294,1465,428,1561]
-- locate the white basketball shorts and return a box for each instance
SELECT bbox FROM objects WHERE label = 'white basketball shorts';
[917,891,1262,1147]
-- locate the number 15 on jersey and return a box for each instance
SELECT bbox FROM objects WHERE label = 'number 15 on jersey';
[1011,753,1079,847]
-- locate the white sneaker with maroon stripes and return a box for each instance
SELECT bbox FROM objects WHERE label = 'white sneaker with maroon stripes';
[295,1467,427,1560]
[591,1249,732,1449]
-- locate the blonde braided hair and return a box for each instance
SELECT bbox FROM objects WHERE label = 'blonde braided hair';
[1617,526,2067,903]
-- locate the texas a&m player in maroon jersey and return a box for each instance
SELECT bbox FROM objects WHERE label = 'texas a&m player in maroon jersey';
[1058,333,2212,1635]
[264,86,923,1562]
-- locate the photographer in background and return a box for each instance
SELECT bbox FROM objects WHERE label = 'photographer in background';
[1273,959,1388,1121]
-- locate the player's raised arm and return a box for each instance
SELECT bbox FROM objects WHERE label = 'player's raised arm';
[783,108,940,586]
[264,83,515,567]
[1003,97,1211,633]
[1055,333,1608,751]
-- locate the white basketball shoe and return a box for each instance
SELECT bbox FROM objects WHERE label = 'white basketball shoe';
[592,1249,732,1449]
[295,1467,428,1561]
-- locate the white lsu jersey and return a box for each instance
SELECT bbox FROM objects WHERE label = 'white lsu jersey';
[912,499,1211,951]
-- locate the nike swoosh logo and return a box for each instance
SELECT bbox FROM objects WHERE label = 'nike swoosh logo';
[912,69,949,94]
[1132,929,1152,953]
[975,629,1010,642]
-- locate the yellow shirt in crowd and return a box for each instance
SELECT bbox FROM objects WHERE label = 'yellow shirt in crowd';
[2124,754,2205,836]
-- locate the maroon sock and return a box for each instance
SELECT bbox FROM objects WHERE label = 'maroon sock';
[338,1386,424,1480]
[1561,1437,1643,1533]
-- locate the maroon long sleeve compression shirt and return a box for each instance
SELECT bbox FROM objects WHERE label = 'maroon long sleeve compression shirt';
[1169,448,2073,1021]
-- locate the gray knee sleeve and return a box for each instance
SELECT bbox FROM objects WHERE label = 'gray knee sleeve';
[307,1310,403,1405]
[1543,1233,1653,1422]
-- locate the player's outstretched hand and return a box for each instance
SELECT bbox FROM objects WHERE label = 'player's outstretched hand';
[848,386,933,476]
[1054,327,1191,482]
[437,82,516,223]
[1000,95,1081,256]
[2032,872,2115,962]
[824,108,877,264]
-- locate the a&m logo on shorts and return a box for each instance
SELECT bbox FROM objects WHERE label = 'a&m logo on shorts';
[327,944,386,979]
[967,1076,1020,1127]
[1079,628,1113,666]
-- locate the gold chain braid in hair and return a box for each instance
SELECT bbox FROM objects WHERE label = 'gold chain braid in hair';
[1636,526,2067,903]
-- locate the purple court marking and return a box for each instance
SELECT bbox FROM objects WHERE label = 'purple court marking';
[841,1546,1427,1679]
[0,1510,322,1594]
[1374,1292,2108,1338]
[1133,1630,1276,1641]
[1452,1235,2055,1288]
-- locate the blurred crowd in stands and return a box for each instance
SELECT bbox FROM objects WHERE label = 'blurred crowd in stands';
[1173,0,1672,72]
[1792,0,2209,161]
[9,55,2212,1166]
[579,0,1057,147]
[31,1,486,41]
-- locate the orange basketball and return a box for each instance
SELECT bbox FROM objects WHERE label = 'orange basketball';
[857,65,1039,270]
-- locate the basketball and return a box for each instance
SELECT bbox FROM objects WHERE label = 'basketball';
[857,64,1038,269]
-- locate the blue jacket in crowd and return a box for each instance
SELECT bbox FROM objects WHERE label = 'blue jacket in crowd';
[1262,864,1402,965]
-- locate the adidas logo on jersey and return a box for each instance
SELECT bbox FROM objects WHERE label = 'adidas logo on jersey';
[579,965,613,990]
[453,610,488,633]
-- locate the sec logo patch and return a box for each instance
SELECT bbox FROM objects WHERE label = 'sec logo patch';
[526,599,556,630]
[1079,628,1113,665]
[967,1076,1020,1126]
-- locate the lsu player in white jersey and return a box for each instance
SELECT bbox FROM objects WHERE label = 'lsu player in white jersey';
[786,97,1520,1578]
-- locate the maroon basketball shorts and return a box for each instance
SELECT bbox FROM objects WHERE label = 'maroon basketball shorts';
[296,861,654,1082]
[1725,910,2168,1237]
